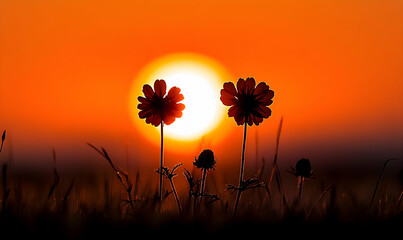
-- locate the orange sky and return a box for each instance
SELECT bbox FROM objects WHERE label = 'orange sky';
[0,0,402,172]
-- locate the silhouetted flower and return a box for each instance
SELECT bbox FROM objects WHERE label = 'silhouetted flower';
[194,149,217,204]
[138,79,185,201]
[220,77,275,214]
[289,158,313,205]
[138,79,185,127]
[291,158,313,178]
[194,149,216,170]
[220,77,274,126]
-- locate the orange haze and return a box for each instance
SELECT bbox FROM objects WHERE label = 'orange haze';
[0,0,402,172]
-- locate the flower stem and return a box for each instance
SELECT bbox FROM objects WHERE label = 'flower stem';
[200,168,207,203]
[234,122,248,215]
[298,176,303,206]
[169,178,182,214]
[159,121,164,202]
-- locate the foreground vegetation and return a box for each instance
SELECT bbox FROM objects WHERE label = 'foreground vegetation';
[0,158,402,238]
[1,130,403,238]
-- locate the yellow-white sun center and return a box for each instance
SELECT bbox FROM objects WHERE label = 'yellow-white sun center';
[147,62,224,140]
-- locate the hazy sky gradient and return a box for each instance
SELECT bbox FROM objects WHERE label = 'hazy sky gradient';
[0,0,402,171]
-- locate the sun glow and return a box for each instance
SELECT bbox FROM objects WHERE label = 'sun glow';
[130,53,232,142]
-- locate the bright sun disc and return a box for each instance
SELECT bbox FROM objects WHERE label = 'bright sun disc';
[130,53,232,142]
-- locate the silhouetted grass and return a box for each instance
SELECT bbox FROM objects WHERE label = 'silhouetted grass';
[0,159,402,236]
[0,167,402,238]
[0,129,402,238]
[0,169,403,237]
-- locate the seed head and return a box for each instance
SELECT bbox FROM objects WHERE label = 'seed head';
[194,149,216,170]
[293,158,313,178]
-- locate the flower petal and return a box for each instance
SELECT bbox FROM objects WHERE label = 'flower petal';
[250,108,264,118]
[228,105,239,117]
[253,116,264,126]
[245,77,256,94]
[223,82,237,96]
[236,78,246,95]
[220,89,238,106]
[173,103,185,111]
[179,103,185,111]
[142,84,154,99]
[137,103,151,111]
[247,116,253,126]
[163,114,176,125]
[256,106,272,118]
[138,96,151,104]
[165,103,185,119]
[138,109,154,119]
[254,82,269,96]
[166,86,184,102]
[260,90,274,105]
[148,114,161,127]
[154,79,167,98]
[172,109,183,118]
[233,109,245,126]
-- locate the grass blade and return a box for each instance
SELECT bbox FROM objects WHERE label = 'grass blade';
[306,182,334,218]
[0,130,5,153]
[369,158,398,211]
[268,117,288,210]
[48,149,60,200]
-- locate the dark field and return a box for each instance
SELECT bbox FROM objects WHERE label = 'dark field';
[0,158,402,239]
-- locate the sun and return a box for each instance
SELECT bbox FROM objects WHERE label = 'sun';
[153,67,221,140]
[130,53,233,142]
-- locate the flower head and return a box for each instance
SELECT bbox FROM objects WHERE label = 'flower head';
[194,149,216,170]
[292,158,313,178]
[220,77,274,126]
[137,79,185,127]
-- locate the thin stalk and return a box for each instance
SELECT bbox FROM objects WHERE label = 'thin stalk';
[397,191,403,210]
[234,122,248,215]
[305,182,334,219]
[298,176,303,206]
[255,129,258,172]
[169,178,182,214]
[193,181,200,215]
[126,187,135,213]
[369,158,397,211]
[0,130,5,153]
[200,168,207,203]
[193,192,198,215]
[268,118,283,186]
[159,121,164,201]
[268,117,287,210]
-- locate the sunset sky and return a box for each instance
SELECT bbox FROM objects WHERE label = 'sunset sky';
[0,0,402,172]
